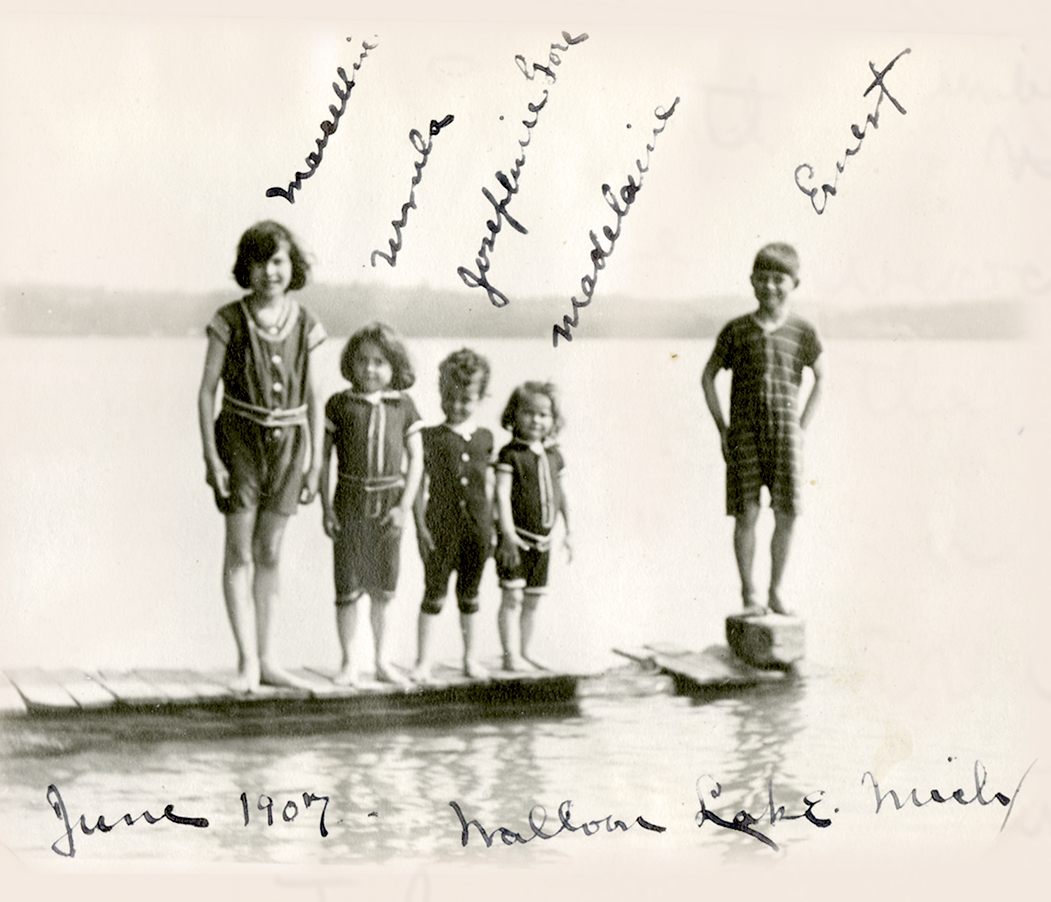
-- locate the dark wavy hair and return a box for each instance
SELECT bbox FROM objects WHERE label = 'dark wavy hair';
[500,381,564,439]
[232,221,311,291]
[340,322,415,391]
[438,348,491,398]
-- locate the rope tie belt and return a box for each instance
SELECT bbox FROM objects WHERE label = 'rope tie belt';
[337,472,406,492]
[223,396,308,428]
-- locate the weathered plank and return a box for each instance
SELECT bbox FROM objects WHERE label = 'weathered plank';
[96,669,170,706]
[5,668,78,710]
[0,670,28,715]
[652,644,787,689]
[51,668,118,710]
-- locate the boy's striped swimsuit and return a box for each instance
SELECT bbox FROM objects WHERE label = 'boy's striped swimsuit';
[710,312,822,515]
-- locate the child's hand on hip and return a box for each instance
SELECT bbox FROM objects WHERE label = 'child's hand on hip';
[497,535,527,570]
[416,524,435,561]
[206,461,231,499]
[383,507,407,531]
[322,509,340,539]
[300,465,320,504]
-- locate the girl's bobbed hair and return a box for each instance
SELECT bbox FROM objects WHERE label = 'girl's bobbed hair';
[341,322,415,391]
[500,381,564,439]
[232,220,311,291]
[439,348,491,398]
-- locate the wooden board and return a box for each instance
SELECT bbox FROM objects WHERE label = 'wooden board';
[0,669,28,715]
[4,668,78,710]
[51,668,118,710]
[652,645,787,689]
[96,669,171,706]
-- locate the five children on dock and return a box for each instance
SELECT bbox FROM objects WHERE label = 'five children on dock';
[199,223,820,692]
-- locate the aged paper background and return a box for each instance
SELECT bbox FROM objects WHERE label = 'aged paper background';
[1,0,1049,898]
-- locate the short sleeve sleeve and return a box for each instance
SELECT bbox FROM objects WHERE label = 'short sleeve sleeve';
[496,444,516,474]
[710,322,734,370]
[480,429,495,462]
[402,394,423,436]
[549,446,566,475]
[324,394,340,434]
[206,310,232,345]
[801,324,823,367]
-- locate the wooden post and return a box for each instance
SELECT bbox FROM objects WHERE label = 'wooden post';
[725,614,805,669]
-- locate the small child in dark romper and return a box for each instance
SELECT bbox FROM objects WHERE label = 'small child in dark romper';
[320,323,423,687]
[411,349,494,682]
[495,382,572,672]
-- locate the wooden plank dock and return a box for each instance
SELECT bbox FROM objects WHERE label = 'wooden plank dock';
[614,642,791,694]
[0,664,583,742]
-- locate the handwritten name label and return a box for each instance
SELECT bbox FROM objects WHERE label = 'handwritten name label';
[456,30,589,308]
[370,115,455,267]
[794,48,911,214]
[266,37,378,204]
[552,98,681,347]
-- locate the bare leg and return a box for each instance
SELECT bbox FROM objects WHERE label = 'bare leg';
[371,591,407,686]
[411,606,439,683]
[733,503,764,614]
[223,512,260,692]
[334,597,361,686]
[252,512,310,690]
[520,592,548,670]
[769,510,796,614]
[498,587,526,671]
[459,605,487,679]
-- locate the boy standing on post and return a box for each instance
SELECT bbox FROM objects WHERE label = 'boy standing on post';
[701,243,825,616]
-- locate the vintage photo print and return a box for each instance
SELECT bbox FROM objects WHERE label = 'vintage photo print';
[1,0,1048,898]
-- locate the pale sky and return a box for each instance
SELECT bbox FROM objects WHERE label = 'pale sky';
[1,3,1046,310]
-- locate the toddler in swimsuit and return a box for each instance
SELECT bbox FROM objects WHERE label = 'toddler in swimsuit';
[320,322,423,686]
[411,349,494,683]
[495,381,572,671]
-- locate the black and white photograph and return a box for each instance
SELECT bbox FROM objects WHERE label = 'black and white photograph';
[1,0,1048,898]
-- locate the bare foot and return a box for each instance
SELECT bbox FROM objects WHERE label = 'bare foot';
[463,658,489,680]
[259,662,313,691]
[332,665,359,687]
[767,590,793,616]
[741,602,768,618]
[410,663,435,685]
[231,659,261,694]
[521,654,549,672]
[375,663,410,688]
[502,653,528,672]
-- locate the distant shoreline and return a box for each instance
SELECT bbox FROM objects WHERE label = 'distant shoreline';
[0,283,1028,341]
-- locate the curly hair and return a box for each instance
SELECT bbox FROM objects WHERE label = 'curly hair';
[438,348,491,398]
[500,381,564,439]
[340,322,415,391]
[232,220,311,291]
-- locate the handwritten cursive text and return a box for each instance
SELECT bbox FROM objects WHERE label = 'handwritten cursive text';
[794,48,911,215]
[266,37,378,204]
[370,115,455,267]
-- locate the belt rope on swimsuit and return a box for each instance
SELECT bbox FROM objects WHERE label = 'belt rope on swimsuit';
[336,472,406,492]
[223,395,308,428]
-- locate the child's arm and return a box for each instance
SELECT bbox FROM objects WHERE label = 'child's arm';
[413,471,434,560]
[197,334,229,497]
[320,429,339,538]
[385,430,424,531]
[495,468,529,569]
[300,362,324,504]
[799,355,826,431]
[700,351,730,461]
[559,481,573,564]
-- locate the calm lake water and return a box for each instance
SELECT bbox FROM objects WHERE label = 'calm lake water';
[0,335,1046,869]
